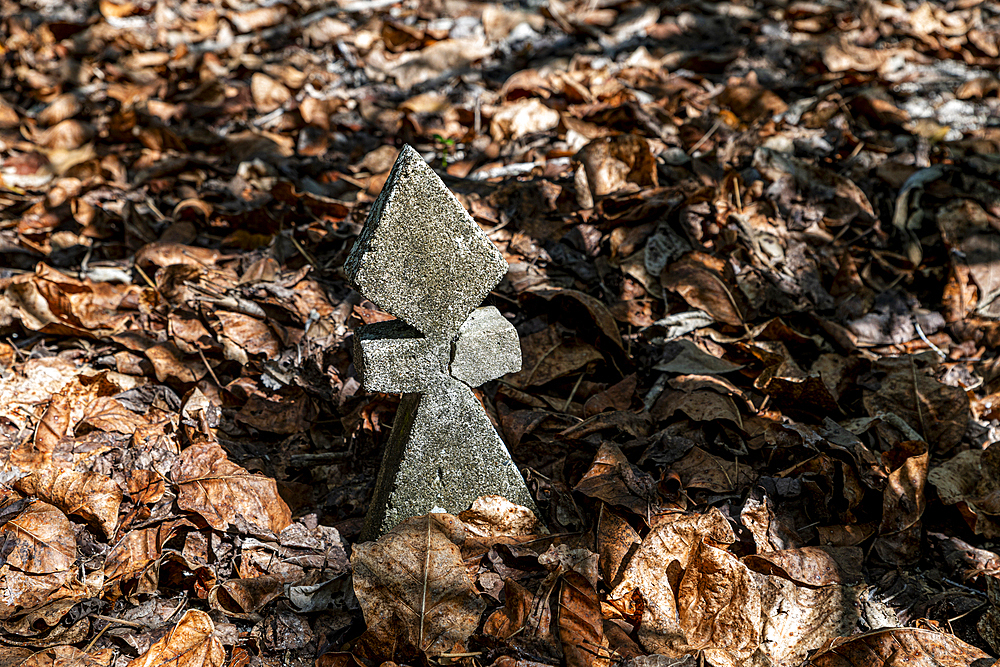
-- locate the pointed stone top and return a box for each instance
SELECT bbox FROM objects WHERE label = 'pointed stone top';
[345,145,508,340]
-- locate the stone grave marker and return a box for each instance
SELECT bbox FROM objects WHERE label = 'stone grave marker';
[346,145,539,540]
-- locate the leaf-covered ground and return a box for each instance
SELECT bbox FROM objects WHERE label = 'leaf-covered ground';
[2,0,1000,666]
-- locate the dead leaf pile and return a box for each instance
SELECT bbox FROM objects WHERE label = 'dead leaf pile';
[2,0,1000,665]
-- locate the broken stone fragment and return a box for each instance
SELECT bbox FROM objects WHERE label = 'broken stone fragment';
[450,306,521,388]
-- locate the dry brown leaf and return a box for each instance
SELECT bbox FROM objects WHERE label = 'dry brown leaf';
[0,97,19,128]
[652,390,744,429]
[215,311,280,358]
[14,372,128,470]
[15,468,122,538]
[36,120,93,150]
[231,6,287,33]
[126,469,165,505]
[929,446,1000,538]
[384,38,492,89]
[37,94,82,126]
[806,627,991,666]
[235,389,317,435]
[483,577,537,640]
[672,542,762,667]
[661,252,747,327]
[862,356,969,453]
[490,98,561,142]
[507,326,603,388]
[756,574,859,667]
[104,520,189,588]
[717,84,788,122]
[957,76,1000,99]
[133,243,225,272]
[2,501,75,575]
[250,73,291,114]
[5,264,138,339]
[597,505,642,586]
[584,374,638,417]
[215,574,290,614]
[875,444,929,565]
[559,571,608,667]
[127,610,224,667]
[744,546,863,587]
[610,509,739,657]
[8,645,110,667]
[575,443,659,517]
[351,513,486,661]
[457,495,546,558]
[575,135,658,198]
[145,343,208,384]
[172,442,292,533]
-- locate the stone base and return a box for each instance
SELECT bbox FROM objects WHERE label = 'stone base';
[360,379,539,541]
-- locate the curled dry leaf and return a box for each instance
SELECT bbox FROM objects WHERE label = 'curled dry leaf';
[231,6,287,33]
[744,546,863,587]
[559,571,609,667]
[806,627,992,666]
[575,443,660,517]
[575,135,658,198]
[36,120,94,150]
[126,469,166,505]
[875,444,929,565]
[610,509,747,660]
[351,513,486,661]
[172,442,292,533]
[673,542,762,667]
[250,73,291,114]
[104,519,190,590]
[385,38,492,89]
[0,501,79,618]
[215,311,280,358]
[597,505,642,586]
[133,243,225,272]
[490,98,561,142]
[5,264,139,339]
[37,93,82,126]
[928,446,1000,538]
[661,252,748,327]
[457,495,547,558]
[15,468,122,538]
[145,343,208,384]
[15,371,141,470]
[127,610,224,667]
[216,574,289,614]
[5,645,110,667]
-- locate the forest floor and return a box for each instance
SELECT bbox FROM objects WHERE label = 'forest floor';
[2,0,1000,666]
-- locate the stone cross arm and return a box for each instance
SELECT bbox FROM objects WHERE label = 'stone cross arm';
[354,306,521,394]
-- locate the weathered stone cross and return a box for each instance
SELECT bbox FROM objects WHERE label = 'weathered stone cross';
[346,145,539,540]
